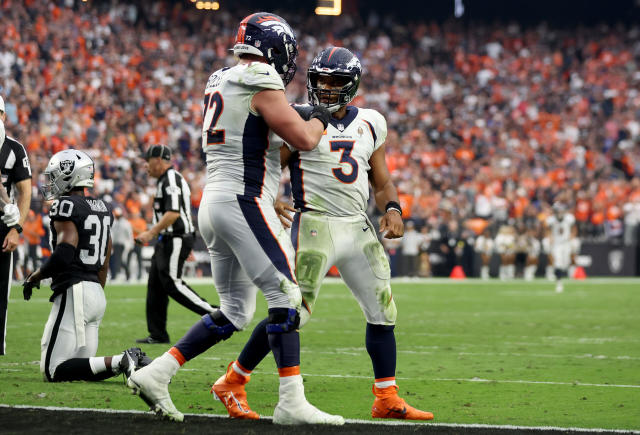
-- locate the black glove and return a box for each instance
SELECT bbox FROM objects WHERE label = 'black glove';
[23,275,40,301]
[292,104,331,130]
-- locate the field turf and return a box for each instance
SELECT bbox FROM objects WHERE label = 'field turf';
[1,278,639,432]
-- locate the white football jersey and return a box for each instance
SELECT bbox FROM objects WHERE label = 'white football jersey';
[202,62,285,201]
[289,106,387,217]
[546,213,575,244]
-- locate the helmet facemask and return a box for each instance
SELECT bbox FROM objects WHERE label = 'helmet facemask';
[307,72,358,113]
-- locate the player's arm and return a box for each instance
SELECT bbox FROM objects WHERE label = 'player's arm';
[280,145,293,169]
[368,144,404,239]
[98,237,112,288]
[14,179,31,226]
[252,90,326,151]
[135,211,179,244]
[23,221,79,300]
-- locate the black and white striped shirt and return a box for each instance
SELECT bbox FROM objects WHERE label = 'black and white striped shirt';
[153,168,194,236]
[0,136,31,235]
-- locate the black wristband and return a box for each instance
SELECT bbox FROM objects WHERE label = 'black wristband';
[385,201,402,215]
[10,224,22,234]
[309,105,331,130]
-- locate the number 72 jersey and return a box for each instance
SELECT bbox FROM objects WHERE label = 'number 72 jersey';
[48,195,113,295]
[289,106,387,217]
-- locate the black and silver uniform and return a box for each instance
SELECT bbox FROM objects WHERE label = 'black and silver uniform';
[48,195,113,298]
[153,168,194,236]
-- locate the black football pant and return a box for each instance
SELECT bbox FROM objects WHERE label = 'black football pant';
[146,234,215,341]
[0,249,12,355]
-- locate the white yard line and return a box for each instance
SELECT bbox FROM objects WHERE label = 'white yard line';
[0,404,636,433]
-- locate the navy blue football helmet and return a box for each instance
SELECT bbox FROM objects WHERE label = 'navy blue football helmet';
[233,12,298,86]
[307,46,361,113]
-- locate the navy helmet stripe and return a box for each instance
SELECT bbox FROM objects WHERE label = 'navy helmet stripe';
[291,212,301,253]
[242,114,270,197]
[237,196,297,283]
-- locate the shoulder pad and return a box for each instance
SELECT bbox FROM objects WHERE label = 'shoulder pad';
[234,62,284,91]
[360,108,387,149]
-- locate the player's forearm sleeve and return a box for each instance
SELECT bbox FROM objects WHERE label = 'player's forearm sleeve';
[38,243,75,279]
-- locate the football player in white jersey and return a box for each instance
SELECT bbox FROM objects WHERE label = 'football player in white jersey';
[545,202,578,292]
[127,13,343,425]
[211,47,434,421]
[475,228,494,279]
[495,224,516,280]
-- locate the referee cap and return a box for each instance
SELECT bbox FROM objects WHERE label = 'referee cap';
[145,144,172,161]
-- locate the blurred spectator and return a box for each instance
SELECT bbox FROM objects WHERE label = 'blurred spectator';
[128,211,147,281]
[110,207,134,281]
[400,221,422,276]
[22,210,44,275]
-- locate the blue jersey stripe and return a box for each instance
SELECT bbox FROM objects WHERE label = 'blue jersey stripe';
[289,151,309,211]
[237,196,297,284]
[242,114,269,197]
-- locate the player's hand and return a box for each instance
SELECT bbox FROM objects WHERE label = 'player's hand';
[2,229,19,253]
[1,203,20,227]
[135,230,154,245]
[379,211,404,239]
[22,274,41,301]
[275,200,296,229]
[292,104,331,129]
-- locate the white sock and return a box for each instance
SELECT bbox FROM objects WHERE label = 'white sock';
[157,352,181,379]
[525,265,536,281]
[507,264,515,279]
[481,265,489,279]
[232,361,251,377]
[88,357,107,375]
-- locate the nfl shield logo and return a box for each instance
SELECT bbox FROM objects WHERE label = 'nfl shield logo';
[337,123,345,132]
[60,160,75,175]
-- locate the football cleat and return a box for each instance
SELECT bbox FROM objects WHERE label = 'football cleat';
[272,375,344,425]
[127,365,183,422]
[371,385,434,420]
[211,362,259,420]
[119,347,153,379]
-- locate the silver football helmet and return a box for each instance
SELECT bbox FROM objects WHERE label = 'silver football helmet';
[42,149,95,200]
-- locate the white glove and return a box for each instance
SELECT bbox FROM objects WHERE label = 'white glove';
[2,203,20,227]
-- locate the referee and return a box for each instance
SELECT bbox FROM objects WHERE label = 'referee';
[0,97,32,355]
[135,145,216,344]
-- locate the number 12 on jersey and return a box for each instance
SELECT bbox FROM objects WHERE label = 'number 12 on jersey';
[203,89,225,146]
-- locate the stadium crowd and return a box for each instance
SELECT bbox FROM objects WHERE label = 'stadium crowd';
[1,0,639,278]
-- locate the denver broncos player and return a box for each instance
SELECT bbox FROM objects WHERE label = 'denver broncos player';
[22,149,150,382]
[126,12,342,425]
[211,47,434,421]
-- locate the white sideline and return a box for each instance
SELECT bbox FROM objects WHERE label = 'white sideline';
[101,277,640,286]
[0,404,637,433]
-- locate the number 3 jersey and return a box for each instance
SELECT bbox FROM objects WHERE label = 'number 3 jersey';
[289,106,387,217]
[48,195,113,296]
[202,62,285,202]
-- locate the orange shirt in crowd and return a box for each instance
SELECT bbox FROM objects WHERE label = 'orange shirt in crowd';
[23,212,45,245]
[129,217,148,239]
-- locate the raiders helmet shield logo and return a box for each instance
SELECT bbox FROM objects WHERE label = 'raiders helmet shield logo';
[60,160,75,175]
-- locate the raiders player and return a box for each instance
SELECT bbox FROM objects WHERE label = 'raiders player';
[22,149,150,381]
[212,47,433,421]
[126,13,342,425]
[545,202,577,292]
[0,108,31,356]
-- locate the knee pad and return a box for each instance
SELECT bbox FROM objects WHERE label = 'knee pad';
[266,308,300,333]
[202,310,237,341]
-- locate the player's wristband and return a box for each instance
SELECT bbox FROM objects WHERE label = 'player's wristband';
[10,224,22,234]
[385,201,402,216]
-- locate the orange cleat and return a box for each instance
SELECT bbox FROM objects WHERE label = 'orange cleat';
[211,362,259,420]
[371,385,434,420]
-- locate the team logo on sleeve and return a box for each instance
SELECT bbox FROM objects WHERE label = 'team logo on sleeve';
[60,160,75,175]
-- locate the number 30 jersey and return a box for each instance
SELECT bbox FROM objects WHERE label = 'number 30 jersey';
[202,62,285,202]
[48,195,113,295]
[289,106,387,217]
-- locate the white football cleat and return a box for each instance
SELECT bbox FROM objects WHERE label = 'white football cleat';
[127,364,183,422]
[555,281,564,293]
[272,375,344,425]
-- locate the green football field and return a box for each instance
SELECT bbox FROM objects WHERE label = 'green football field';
[1,279,639,431]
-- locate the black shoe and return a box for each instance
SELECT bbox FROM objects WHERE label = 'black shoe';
[119,347,153,378]
[135,336,170,344]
